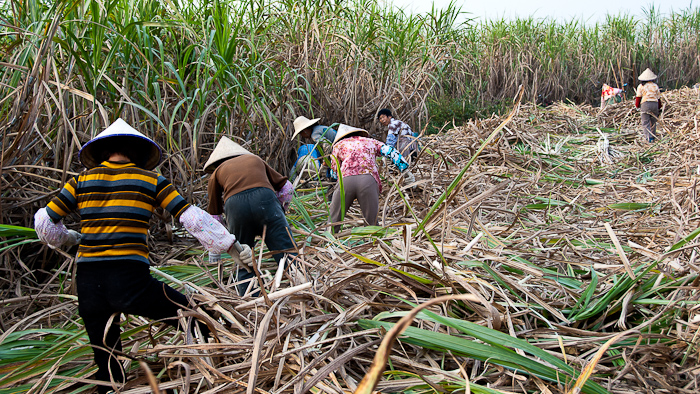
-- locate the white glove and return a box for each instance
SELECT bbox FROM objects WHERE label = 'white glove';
[65,230,82,246]
[403,171,416,185]
[229,242,253,268]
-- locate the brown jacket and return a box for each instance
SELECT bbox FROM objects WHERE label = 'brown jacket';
[207,155,287,215]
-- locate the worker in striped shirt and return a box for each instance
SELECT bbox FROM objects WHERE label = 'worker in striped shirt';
[377,108,419,160]
[33,118,252,394]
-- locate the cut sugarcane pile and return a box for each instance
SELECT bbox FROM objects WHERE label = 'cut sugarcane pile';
[2,87,700,394]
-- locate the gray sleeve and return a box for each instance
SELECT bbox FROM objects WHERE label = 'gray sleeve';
[311,125,336,143]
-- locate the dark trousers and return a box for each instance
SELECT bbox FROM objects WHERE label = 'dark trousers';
[329,174,379,233]
[641,101,660,142]
[77,261,189,393]
[224,187,297,295]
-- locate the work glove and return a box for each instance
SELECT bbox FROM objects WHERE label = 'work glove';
[229,241,253,269]
[65,230,82,246]
[276,181,293,213]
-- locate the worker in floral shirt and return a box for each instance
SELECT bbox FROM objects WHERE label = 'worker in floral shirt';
[330,124,412,232]
[635,68,663,142]
[377,108,419,160]
[204,137,296,295]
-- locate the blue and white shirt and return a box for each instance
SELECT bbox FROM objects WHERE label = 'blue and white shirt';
[386,118,413,148]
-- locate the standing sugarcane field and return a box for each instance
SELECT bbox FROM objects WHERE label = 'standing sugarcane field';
[3,0,700,393]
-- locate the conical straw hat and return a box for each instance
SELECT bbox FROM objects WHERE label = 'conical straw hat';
[203,136,253,173]
[333,124,369,145]
[291,116,320,139]
[79,118,162,170]
[638,68,657,82]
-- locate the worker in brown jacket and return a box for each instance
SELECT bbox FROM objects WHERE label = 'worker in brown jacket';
[204,137,296,295]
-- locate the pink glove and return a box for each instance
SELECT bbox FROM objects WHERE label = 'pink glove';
[34,208,70,249]
[179,205,236,254]
[276,180,293,211]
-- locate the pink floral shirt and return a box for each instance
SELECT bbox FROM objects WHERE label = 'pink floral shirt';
[601,84,623,101]
[332,136,385,192]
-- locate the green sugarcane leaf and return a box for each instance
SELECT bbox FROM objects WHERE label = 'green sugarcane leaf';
[667,227,700,252]
[569,269,599,318]
[359,319,608,394]
[0,225,37,238]
[607,203,652,211]
[375,305,609,394]
[348,252,432,284]
[350,226,398,237]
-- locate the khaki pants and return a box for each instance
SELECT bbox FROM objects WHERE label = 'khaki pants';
[641,101,660,141]
[329,174,379,232]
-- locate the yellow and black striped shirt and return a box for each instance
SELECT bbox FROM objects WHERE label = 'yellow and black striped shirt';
[46,161,190,264]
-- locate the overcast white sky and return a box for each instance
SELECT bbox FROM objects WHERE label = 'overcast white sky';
[386,0,696,24]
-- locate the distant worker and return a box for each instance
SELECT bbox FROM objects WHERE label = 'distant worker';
[329,124,413,232]
[377,108,419,160]
[600,83,624,109]
[290,116,337,180]
[293,115,338,144]
[33,118,252,394]
[204,137,296,296]
[635,68,663,142]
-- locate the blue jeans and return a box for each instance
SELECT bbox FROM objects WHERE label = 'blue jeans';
[224,187,297,295]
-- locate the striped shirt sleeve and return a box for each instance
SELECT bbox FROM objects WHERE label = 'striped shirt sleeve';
[155,175,190,219]
[46,177,78,222]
